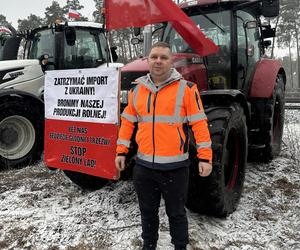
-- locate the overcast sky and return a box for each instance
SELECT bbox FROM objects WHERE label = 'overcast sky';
[1,0,96,27]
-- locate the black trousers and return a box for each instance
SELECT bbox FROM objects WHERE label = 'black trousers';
[133,165,189,249]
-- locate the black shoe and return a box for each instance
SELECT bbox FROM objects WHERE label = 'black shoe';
[142,243,156,250]
[174,246,186,250]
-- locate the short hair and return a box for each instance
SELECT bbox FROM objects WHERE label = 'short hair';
[150,42,171,51]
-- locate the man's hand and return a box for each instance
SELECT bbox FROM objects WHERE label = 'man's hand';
[115,155,126,171]
[198,161,212,177]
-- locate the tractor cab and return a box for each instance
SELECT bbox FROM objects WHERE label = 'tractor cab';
[25,22,112,70]
[1,22,116,70]
[162,0,279,93]
[122,0,279,99]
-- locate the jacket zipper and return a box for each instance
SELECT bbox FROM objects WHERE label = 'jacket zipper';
[147,92,151,113]
[152,92,157,165]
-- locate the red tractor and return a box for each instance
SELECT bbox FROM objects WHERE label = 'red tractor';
[118,0,285,216]
[45,0,284,217]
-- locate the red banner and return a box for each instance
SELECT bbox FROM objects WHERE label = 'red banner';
[105,0,218,56]
[45,119,119,180]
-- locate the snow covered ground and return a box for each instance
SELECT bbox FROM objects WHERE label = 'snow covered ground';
[0,110,299,250]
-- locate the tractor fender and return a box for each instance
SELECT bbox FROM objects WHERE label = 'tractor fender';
[250,59,285,98]
[200,89,250,125]
[0,88,44,109]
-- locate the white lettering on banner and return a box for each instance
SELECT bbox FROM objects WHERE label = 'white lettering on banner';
[45,68,119,124]
[61,154,83,165]
[68,126,88,134]
[49,131,111,145]
[60,154,97,168]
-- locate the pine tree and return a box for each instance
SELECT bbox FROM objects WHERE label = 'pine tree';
[93,0,104,23]
[0,15,11,26]
[277,0,300,89]
[17,14,45,31]
[45,1,66,24]
[64,0,84,12]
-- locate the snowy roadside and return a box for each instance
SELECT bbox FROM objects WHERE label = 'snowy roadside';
[0,111,299,250]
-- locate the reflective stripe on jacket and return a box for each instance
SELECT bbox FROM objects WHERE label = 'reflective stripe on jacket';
[117,69,212,169]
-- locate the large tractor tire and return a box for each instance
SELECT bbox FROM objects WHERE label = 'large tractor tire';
[0,97,44,168]
[63,170,109,190]
[256,75,285,161]
[187,102,248,217]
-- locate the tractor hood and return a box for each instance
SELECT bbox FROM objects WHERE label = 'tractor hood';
[121,53,208,91]
[0,59,40,70]
[0,59,44,86]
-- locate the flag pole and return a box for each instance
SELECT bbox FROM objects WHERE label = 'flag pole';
[102,1,113,67]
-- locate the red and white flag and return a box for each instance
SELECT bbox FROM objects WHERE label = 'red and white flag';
[68,9,81,19]
[0,26,11,34]
[105,0,218,56]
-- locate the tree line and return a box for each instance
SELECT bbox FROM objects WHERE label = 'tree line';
[0,0,90,31]
[277,0,300,89]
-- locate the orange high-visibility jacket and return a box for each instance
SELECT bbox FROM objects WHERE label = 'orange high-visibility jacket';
[117,69,212,170]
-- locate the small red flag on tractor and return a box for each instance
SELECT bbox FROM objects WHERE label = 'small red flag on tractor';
[68,9,81,19]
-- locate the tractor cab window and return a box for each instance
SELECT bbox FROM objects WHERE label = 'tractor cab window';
[163,10,231,89]
[0,36,6,60]
[64,29,106,69]
[237,11,261,89]
[0,33,11,60]
[28,29,55,62]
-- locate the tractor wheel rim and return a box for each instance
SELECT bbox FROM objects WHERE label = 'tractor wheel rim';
[0,115,35,160]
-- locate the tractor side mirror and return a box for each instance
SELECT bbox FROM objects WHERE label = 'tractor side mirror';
[263,40,272,48]
[261,0,279,17]
[133,27,141,36]
[65,26,76,46]
[262,25,276,38]
[110,46,118,62]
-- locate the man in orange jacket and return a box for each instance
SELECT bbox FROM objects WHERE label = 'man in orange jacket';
[115,42,212,250]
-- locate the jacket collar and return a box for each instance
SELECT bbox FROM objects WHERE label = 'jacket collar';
[136,68,182,93]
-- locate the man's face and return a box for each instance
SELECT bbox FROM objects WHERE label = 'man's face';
[148,46,173,81]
